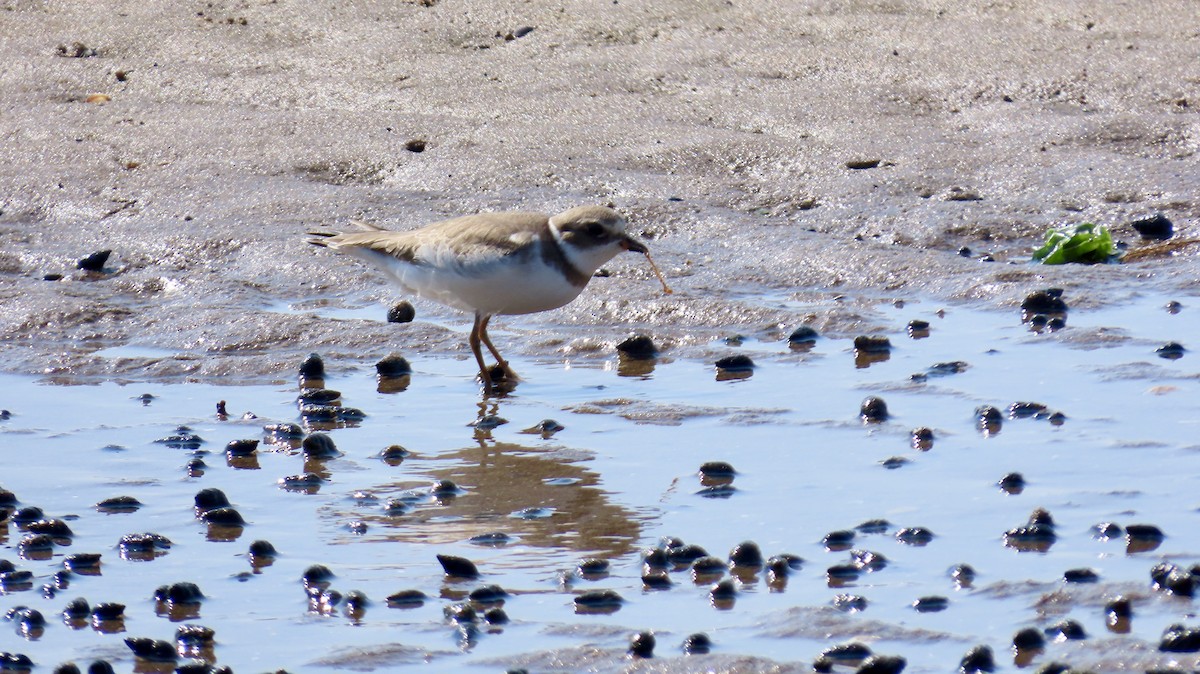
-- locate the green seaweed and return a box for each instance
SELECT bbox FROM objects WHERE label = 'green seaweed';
[1032,223,1116,264]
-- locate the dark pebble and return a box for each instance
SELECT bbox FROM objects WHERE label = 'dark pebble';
[119,532,172,553]
[881,456,909,469]
[1130,213,1173,240]
[1157,342,1186,359]
[175,623,215,646]
[911,595,949,612]
[301,564,335,588]
[27,519,73,537]
[928,361,968,376]
[616,334,658,359]
[62,598,90,619]
[628,631,655,658]
[682,632,712,654]
[1008,401,1048,418]
[832,593,868,611]
[298,353,325,378]
[998,472,1025,494]
[301,433,340,458]
[224,439,259,456]
[437,554,480,579]
[906,320,930,337]
[431,480,462,498]
[18,533,55,552]
[385,589,426,608]
[0,654,35,669]
[63,553,101,572]
[576,558,610,578]
[376,353,412,377]
[95,496,142,512]
[193,488,230,513]
[1166,300,1183,313]
[728,540,764,568]
[76,250,112,272]
[248,540,277,557]
[1106,596,1133,620]
[123,637,177,661]
[850,549,887,572]
[154,582,203,604]
[344,590,368,611]
[387,301,416,323]
[200,507,245,526]
[642,571,672,589]
[404,138,426,152]
[1151,563,1194,596]
[856,654,906,674]
[1127,523,1165,541]
[377,444,410,461]
[483,607,508,624]
[1046,316,1066,331]
[698,461,736,478]
[1021,288,1067,315]
[297,388,340,405]
[823,529,856,550]
[910,427,933,450]
[1159,623,1200,652]
[90,603,124,620]
[854,519,891,534]
[154,430,204,449]
[846,158,881,170]
[951,564,977,587]
[975,405,1002,433]
[895,527,934,545]
[54,665,81,674]
[821,642,872,665]
[1063,568,1099,583]
[1013,626,1046,650]
[860,396,888,422]
[788,326,819,344]
[959,645,995,673]
[714,354,755,372]
[469,532,511,546]
[691,556,727,575]
[0,489,16,506]
[1044,618,1086,641]
[263,422,305,442]
[12,506,43,524]
[574,589,623,607]
[468,584,507,603]
[853,335,891,353]
[708,578,738,600]
[827,564,860,581]
[667,543,708,565]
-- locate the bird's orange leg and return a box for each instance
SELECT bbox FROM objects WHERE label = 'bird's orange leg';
[470,312,494,392]
[477,314,519,382]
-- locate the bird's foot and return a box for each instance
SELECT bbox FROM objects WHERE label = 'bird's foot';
[480,364,518,396]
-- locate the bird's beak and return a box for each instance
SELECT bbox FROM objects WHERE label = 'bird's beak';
[620,236,648,254]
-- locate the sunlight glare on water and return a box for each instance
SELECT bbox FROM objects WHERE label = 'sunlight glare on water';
[1,294,1199,671]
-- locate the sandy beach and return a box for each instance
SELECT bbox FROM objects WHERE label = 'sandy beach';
[0,0,1196,381]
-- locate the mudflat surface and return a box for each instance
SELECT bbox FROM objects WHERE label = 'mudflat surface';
[0,0,1197,380]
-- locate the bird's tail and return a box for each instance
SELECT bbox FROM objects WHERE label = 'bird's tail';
[306,231,336,248]
[307,220,388,248]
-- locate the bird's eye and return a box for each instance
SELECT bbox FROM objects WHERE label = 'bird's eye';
[585,223,608,239]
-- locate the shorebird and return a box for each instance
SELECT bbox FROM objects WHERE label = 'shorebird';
[308,205,670,392]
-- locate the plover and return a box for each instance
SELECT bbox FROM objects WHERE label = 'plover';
[309,205,670,392]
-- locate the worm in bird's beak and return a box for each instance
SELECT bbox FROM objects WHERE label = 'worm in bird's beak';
[620,236,672,294]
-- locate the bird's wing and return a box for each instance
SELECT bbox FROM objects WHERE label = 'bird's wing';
[316,212,551,269]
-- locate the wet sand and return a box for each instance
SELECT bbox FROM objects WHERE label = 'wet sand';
[0,0,1197,380]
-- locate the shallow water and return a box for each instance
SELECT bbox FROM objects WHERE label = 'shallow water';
[2,293,1199,672]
